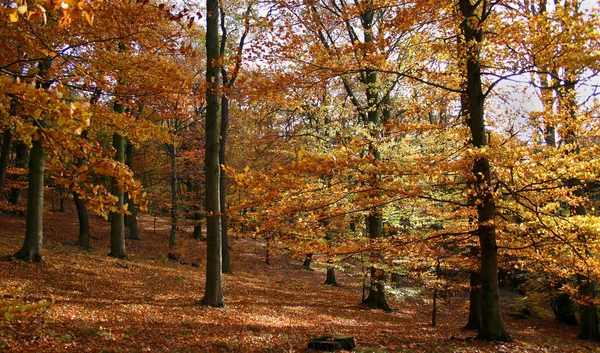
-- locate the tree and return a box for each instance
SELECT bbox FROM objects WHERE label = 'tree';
[201,0,224,307]
[108,99,128,259]
[457,0,511,341]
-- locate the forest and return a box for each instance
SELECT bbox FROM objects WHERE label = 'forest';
[1,0,600,351]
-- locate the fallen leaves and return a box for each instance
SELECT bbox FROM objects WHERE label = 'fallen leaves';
[0,205,597,352]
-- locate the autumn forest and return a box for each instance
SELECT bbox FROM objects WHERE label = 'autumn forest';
[1,0,600,351]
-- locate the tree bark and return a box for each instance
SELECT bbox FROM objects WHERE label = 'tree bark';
[324,267,339,286]
[578,274,599,340]
[303,253,313,269]
[359,3,391,312]
[8,143,28,205]
[458,0,510,341]
[0,129,11,192]
[125,141,140,240]
[73,191,91,249]
[109,101,127,259]
[168,143,178,250]
[465,246,482,330]
[550,290,578,326]
[220,95,231,274]
[465,269,483,330]
[200,0,224,307]
[13,139,44,262]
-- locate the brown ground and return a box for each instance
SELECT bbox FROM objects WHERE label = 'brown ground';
[0,196,598,352]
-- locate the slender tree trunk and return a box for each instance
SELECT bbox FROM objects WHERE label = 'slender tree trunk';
[220,95,231,274]
[73,191,91,249]
[359,4,391,312]
[458,0,510,341]
[265,237,271,265]
[465,270,483,330]
[193,223,203,239]
[431,288,438,327]
[0,129,11,192]
[8,143,28,205]
[109,101,127,259]
[169,144,178,250]
[363,215,392,311]
[13,139,44,262]
[550,290,578,326]
[125,141,140,240]
[391,273,402,288]
[465,246,482,330]
[324,267,339,286]
[578,274,599,340]
[432,259,441,327]
[303,253,313,269]
[559,65,600,340]
[200,0,224,307]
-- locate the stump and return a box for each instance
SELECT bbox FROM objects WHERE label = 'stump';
[307,335,356,351]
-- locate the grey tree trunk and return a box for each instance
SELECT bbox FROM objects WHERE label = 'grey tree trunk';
[550,290,578,326]
[220,95,231,274]
[73,191,91,249]
[458,0,510,341]
[168,143,178,250]
[359,4,391,313]
[0,129,11,192]
[578,274,599,340]
[363,215,391,312]
[303,253,313,269]
[324,267,339,286]
[13,139,44,262]
[125,141,140,240]
[8,143,28,205]
[559,68,600,340]
[465,246,482,330]
[200,0,224,307]
[109,102,127,259]
[465,269,483,330]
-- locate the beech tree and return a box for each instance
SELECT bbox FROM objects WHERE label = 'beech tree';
[201,0,224,307]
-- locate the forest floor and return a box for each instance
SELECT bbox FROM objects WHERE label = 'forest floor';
[0,197,599,352]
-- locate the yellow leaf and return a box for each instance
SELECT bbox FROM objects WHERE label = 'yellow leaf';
[9,10,19,23]
[83,11,93,25]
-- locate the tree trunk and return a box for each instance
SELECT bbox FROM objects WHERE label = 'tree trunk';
[303,253,313,269]
[193,224,203,239]
[8,143,28,205]
[358,4,391,312]
[391,273,402,288]
[577,275,599,340]
[200,0,224,307]
[13,139,44,262]
[220,96,231,274]
[363,215,392,312]
[169,144,178,250]
[265,237,271,265]
[550,291,578,326]
[458,0,510,341]
[125,141,140,240]
[432,288,438,327]
[324,265,339,286]
[465,270,483,330]
[73,191,91,249]
[465,246,482,330]
[0,129,11,192]
[109,101,127,260]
